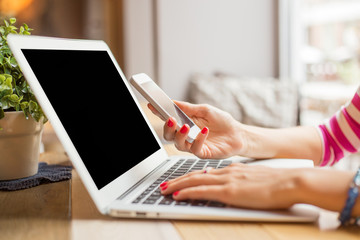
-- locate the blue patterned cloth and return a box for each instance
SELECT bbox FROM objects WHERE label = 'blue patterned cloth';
[0,162,72,191]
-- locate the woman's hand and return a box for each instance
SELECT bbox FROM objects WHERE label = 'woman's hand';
[160,163,301,209]
[148,101,246,159]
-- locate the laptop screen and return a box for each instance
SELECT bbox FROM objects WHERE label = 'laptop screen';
[21,49,161,190]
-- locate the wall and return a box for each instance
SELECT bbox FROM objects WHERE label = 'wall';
[123,0,156,81]
[123,0,278,100]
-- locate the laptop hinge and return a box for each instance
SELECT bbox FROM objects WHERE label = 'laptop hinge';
[117,159,170,200]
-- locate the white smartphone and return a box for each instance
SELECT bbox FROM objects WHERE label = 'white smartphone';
[130,73,201,143]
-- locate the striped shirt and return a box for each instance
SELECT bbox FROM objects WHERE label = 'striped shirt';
[318,87,360,166]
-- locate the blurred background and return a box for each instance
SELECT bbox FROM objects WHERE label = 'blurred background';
[1,0,360,169]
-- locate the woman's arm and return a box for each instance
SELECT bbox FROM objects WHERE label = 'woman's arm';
[239,125,323,165]
[245,87,360,167]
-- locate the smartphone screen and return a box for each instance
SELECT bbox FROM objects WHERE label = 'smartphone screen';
[142,81,196,128]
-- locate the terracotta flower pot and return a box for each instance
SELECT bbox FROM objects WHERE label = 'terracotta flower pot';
[0,111,44,180]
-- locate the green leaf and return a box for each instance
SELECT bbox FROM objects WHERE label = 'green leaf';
[20,101,28,109]
[9,18,16,25]
[29,100,37,111]
[0,74,12,89]
[9,94,19,102]
[23,24,33,33]
[0,74,5,84]
[10,57,17,68]
[9,26,17,31]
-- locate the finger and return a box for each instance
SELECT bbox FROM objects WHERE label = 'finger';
[147,103,157,113]
[164,165,224,187]
[173,100,208,119]
[172,185,225,203]
[172,101,195,115]
[161,173,224,195]
[174,124,192,151]
[166,163,244,187]
[147,103,166,121]
[163,117,177,141]
[190,127,209,158]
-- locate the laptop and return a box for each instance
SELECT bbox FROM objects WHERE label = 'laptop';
[7,34,318,222]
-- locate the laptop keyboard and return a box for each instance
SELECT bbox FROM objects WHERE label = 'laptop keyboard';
[131,159,232,208]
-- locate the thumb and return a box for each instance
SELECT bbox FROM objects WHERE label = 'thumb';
[173,100,207,119]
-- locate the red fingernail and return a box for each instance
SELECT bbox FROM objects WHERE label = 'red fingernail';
[160,181,168,187]
[161,186,168,191]
[180,125,188,134]
[201,127,208,134]
[173,191,180,197]
[167,119,174,127]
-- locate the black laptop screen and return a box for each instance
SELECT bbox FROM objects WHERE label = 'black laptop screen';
[21,49,161,189]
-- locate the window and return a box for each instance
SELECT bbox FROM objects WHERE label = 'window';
[280,0,360,126]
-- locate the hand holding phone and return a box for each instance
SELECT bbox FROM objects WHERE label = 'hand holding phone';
[130,73,201,143]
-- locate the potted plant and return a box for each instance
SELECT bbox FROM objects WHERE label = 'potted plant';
[0,18,47,180]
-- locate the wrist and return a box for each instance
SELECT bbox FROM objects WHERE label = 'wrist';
[272,169,325,207]
[235,125,322,162]
[290,169,315,205]
[295,168,355,212]
[273,169,305,207]
[233,123,254,158]
[236,124,276,159]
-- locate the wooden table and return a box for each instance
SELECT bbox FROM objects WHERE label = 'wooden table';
[1,106,360,239]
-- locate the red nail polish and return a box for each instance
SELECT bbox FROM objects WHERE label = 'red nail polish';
[167,119,174,127]
[173,191,180,197]
[161,186,168,191]
[201,127,208,134]
[180,125,188,134]
[160,182,168,187]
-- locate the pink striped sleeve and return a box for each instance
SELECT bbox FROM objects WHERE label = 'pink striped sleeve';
[318,87,360,166]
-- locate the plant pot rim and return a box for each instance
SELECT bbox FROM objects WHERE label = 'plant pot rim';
[3,111,25,115]
[2,111,43,122]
